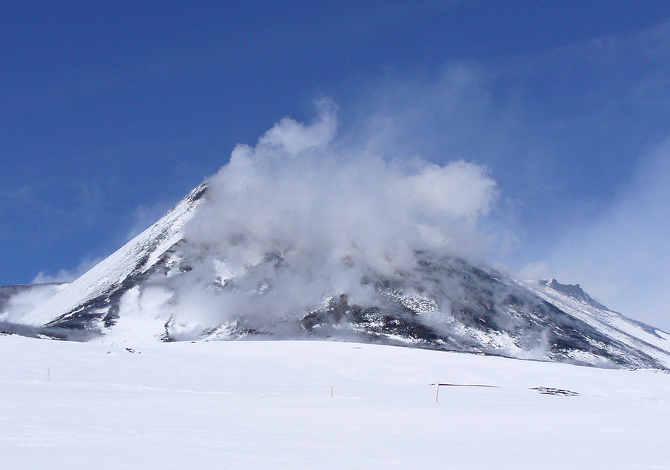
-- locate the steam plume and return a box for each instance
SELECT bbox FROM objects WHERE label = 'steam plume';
[151,101,499,332]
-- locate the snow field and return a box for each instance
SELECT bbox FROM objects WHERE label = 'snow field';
[1,336,669,469]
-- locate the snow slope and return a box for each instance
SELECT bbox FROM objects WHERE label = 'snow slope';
[523,279,670,368]
[19,184,207,328]
[1,335,669,469]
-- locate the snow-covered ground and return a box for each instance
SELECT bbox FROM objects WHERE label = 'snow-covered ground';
[1,335,669,469]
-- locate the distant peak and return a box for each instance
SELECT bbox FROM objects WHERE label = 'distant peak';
[547,279,582,294]
[541,279,610,311]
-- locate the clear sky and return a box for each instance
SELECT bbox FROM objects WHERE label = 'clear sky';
[2,1,670,329]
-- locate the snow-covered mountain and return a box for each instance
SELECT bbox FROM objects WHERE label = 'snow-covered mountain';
[13,184,207,329]
[2,182,669,369]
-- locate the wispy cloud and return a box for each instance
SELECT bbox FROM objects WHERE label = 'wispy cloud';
[539,139,670,328]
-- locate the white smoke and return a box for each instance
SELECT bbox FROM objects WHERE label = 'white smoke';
[0,284,64,323]
[158,101,499,331]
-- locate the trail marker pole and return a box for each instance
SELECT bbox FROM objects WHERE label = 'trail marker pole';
[330,386,334,398]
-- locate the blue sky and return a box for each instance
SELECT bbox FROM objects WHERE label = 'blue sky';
[2,1,670,328]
